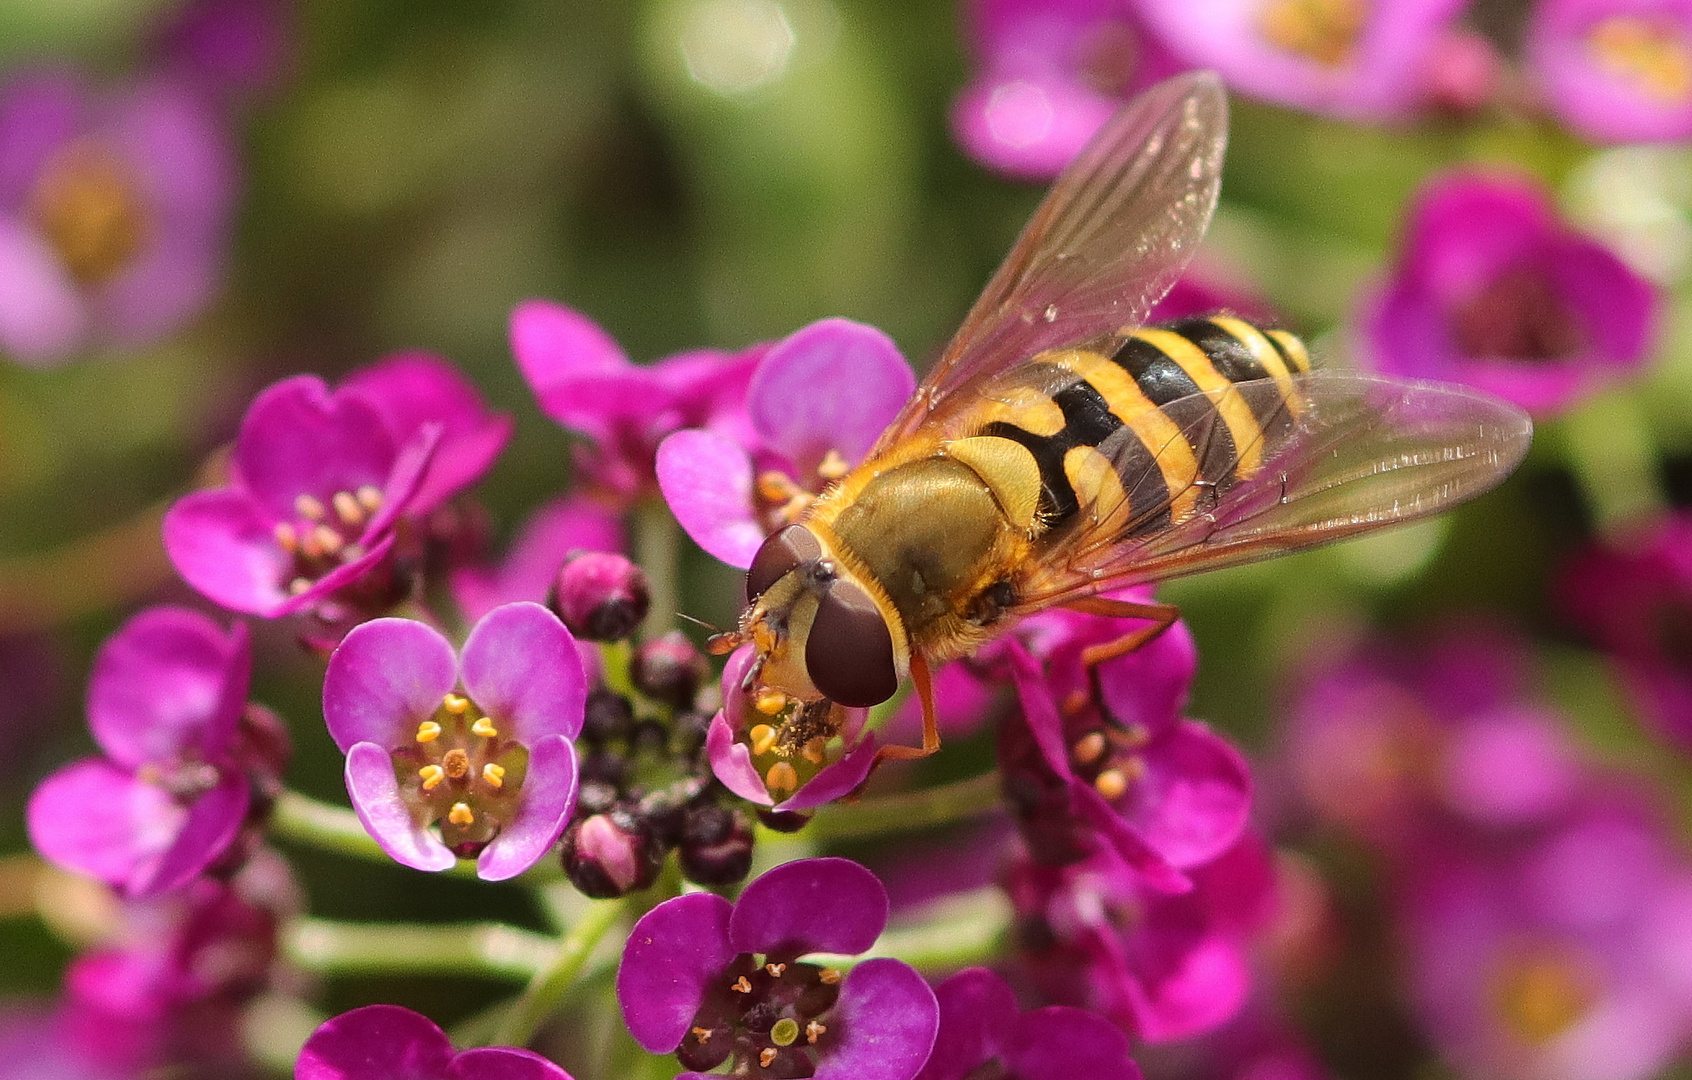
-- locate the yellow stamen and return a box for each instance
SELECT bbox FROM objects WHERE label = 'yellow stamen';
[442,694,469,714]
[691,1027,713,1043]
[1590,16,1692,102]
[419,764,445,790]
[756,470,802,504]
[472,717,499,738]
[1095,768,1128,800]
[816,449,850,481]
[288,577,312,595]
[765,962,786,977]
[801,737,828,764]
[295,493,326,521]
[765,761,799,796]
[447,802,475,825]
[732,976,753,993]
[482,763,505,789]
[819,967,841,985]
[416,721,443,743]
[273,522,298,552]
[750,724,780,756]
[1257,0,1365,68]
[28,141,146,285]
[311,524,344,556]
[805,1020,826,1044]
[1073,732,1107,764]
[332,490,364,527]
[760,1049,778,1068]
[754,689,788,715]
[356,485,384,511]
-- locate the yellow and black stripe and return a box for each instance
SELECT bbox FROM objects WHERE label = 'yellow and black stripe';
[981,316,1309,536]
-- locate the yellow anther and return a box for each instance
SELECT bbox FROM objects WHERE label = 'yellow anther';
[288,577,312,595]
[472,717,499,738]
[1073,731,1107,764]
[756,470,802,504]
[818,967,842,985]
[442,694,469,714]
[732,976,753,994]
[753,689,788,715]
[273,522,298,552]
[765,761,799,796]
[416,721,443,743]
[1095,768,1129,801]
[332,490,364,527]
[482,763,506,789]
[691,1027,713,1043]
[1118,756,1147,782]
[419,764,445,790]
[1116,722,1152,750]
[805,1020,826,1044]
[801,737,828,764]
[760,1049,778,1068]
[447,802,475,826]
[294,493,326,521]
[816,449,850,481]
[1591,16,1692,102]
[749,724,779,756]
[765,962,786,977]
[311,524,344,556]
[356,485,383,511]
[342,542,366,561]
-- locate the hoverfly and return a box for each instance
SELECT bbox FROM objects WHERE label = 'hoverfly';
[710,71,1532,766]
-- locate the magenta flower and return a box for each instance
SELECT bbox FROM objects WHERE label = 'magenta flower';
[997,600,1251,893]
[706,643,882,812]
[152,0,296,104]
[450,495,624,624]
[165,354,509,621]
[297,1004,573,1080]
[27,606,270,897]
[914,967,1141,1080]
[1135,0,1467,120]
[0,69,235,365]
[1359,170,1658,417]
[1401,797,1692,1080]
[1527,0,1692,143]
[1561,512,1692,749]
[951,0,1185,179]
[617,857,940,1079]
[656,317,915,568]
[322,602,584,880]
[511,298,762,506]
[1006,835,1278,1043]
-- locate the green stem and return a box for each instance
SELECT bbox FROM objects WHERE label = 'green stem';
[493,897,629,1047]
[1558,391,1665,535]
[805,771,1002,842]
[634,497,679,637]
[269,790,562,883]
[808,886,1011,973]
[285,917,557,980]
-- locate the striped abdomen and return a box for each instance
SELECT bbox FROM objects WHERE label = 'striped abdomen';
[979,315,1311,537]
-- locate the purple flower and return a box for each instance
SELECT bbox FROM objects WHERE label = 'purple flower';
[165,354,509,621]
[1400,796,1692,1080]
[915,967,1141,1080]
[151,0,296,104]
[617,857,940,1080]
[27,606,270,896]
[322,602,585,880]
[705,644,882,812]
[0,69,236,365]
[1561,512,1692,749]
[512,299,762,506]
[297,1004,573,1080]
[996,599,1251,893]
[450,495,625,623]
[1358,169,1658,417]
[1527,0,1692,143]
[1006,835,1278,1043]
[656,317,914,568]
[1135,0,1467,120]
[951,0,1185,179]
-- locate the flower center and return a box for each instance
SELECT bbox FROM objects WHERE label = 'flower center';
[1449,264,1586,363]
[1068,719,1151,802]
[27,140,149,286]
[755,450,850,531]
[1588,15,1692,103]
[1488,945,1595,1044]
[274,487,386,596]
[1257,0,1367,68]
[745,695,847,799]
[1077,20,1145,98]
[678,954,842,1077]
[393,692,529,856]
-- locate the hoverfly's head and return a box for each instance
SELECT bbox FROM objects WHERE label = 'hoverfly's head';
[715,523,907,708]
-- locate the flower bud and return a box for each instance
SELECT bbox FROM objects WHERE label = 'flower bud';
[560,811,664,898]
[632,631,710,708]
[755,807,812,833]
[551,553,650,642]
[678,805,754,887]
[581,688,635,743]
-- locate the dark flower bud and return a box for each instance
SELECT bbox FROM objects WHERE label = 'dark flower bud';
[638,776,706,847]
[679,805,754,887]
[755,807,811,833]
[576,779,621,816]
[581,688,635,744]
[560,811,664,898]
[551,553,650,641]
[579,749,628,790]
[673,709,712,757]
[631,630,710,708]
[234,703,292,808]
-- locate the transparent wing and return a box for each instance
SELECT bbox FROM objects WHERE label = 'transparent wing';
[1012,373,1534,609]
[870,71,1229,453]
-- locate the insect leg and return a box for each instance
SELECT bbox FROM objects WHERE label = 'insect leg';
[1059,597,1181,713]
[873,651,941,762]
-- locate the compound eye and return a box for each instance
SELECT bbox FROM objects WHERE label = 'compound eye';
[746,524,823,602]
[805,579,898,708]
